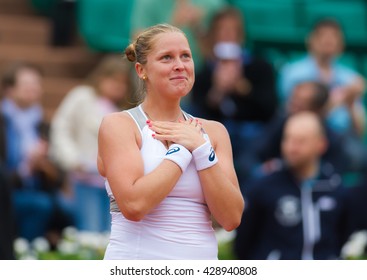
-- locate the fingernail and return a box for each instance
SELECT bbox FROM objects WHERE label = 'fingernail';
[148,123,152,127]
[146,119,151,123]
[152,133,155,137]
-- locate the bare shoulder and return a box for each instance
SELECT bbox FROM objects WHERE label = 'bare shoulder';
[98,110,144,178]
[100,111,137,134]
[98,111,141,146]
[200,119,227,132]
[100,111,132,129]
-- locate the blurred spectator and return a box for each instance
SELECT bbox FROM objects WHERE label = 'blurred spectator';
[345,177,367,236]
[0,179,14,260]
[50,55,133,232]
[130,0,227,74]
[279,18,366,136]
[235,112,348,260]
[0,62,74,242]
[256,81,353,175]
[0,112,15,259]
[192,7,278,183]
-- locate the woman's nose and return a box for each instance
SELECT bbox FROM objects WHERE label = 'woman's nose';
[173,59,184,71]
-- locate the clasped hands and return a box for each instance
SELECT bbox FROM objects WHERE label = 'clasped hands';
[147,118,206,152]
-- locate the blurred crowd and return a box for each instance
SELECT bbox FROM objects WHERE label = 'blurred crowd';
[1,0,367,260]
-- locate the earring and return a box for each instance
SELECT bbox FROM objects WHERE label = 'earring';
[142,75,147,80]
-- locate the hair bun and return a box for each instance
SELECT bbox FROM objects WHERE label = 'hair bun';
[125,44,136,62]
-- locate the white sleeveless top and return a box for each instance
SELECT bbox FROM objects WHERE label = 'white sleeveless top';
[103,105,217,260]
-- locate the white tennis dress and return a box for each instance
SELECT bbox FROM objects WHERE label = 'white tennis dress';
[103,105,218,260]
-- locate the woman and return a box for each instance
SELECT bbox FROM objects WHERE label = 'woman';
[50,55,133,232]
[98,24,244,260]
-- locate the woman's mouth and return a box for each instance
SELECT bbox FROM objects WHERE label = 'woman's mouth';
[170,76,187,80]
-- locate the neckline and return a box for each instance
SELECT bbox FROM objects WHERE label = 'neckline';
[138,104,188,122]
[138,104,149,120]
[138,104,189,150]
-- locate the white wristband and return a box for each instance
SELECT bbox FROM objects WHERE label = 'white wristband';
[192,141,218,171]
[164,144,192,173]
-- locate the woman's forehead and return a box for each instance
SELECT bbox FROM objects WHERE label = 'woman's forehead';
[151,32,190,53]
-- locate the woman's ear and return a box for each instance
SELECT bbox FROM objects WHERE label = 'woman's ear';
[135,63,145,79]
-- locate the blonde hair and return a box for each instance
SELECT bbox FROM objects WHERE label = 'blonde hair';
[124,24,187,103]
[125,23,186,64]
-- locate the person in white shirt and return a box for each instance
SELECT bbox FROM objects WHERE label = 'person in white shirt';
[98,23,244,259]
[50,55,133,232]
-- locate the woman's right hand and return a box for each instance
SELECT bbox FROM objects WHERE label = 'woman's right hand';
[149,118,206,152]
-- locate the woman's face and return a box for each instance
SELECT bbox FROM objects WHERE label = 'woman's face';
[140,32,195,99]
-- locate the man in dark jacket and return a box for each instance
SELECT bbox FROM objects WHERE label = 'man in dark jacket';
[256,81,349,175]
[345,178,367,236]
[235,112,348,259]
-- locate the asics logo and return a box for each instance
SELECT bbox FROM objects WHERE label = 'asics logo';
[209,147,215,162]
[166,147,180,155]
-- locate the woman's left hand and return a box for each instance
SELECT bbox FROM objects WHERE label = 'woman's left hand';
[149,119,206,152]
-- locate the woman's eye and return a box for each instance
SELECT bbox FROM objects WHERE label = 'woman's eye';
[162,55,171,60]
[182,53,191,59]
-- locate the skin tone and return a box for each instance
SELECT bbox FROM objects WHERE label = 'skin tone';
[208,15,249,107]
[281,112,328,180]
[287,83,323,115]
[287,84,316,115]
[137,32,195,119]
[9,68,43,109]
[98,31,244,231]
[309,26,366,136]
[309,26,343,70]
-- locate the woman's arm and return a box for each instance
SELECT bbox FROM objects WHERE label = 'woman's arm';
[198,120,244,231]
[98,112,184,222]
[150,119,244,231]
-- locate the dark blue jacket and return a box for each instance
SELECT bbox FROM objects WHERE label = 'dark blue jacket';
[235,163,348,260]
[345,179,367,234]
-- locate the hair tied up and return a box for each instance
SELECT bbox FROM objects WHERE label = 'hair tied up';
[125,43,136,62]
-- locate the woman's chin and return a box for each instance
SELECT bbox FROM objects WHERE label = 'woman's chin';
[167,88,191,99]
[175,90,190,99]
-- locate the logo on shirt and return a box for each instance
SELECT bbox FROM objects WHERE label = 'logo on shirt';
[209,147,215,162]
[275,195,302,227]
[166,147,180,155]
